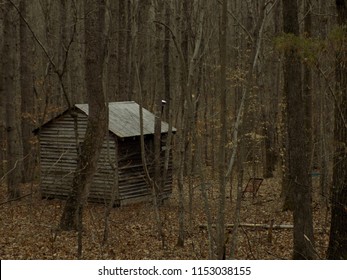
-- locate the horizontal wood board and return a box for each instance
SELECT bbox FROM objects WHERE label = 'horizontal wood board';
[38,107,173,206]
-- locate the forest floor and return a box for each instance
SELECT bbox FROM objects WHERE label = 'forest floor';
[0,171,330,260]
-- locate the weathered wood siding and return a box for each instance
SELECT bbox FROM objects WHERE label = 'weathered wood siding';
[118,137,173,204]
[39,109,172,205]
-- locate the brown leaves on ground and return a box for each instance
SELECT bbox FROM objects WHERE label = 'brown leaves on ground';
[0,174,330,259]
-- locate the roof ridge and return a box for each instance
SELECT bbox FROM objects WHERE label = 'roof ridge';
[75,101,135,106]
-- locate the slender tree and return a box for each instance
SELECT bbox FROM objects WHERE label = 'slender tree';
[282,0,315,259]
[0,5,5,179]
[163,0,171,121]
[60,0,107,231]
[2,1,22,199]
[153,0,164,200]
[134,0,150,104]
[20,0,35,183]
[327,0,347,259]
[176,0,190,248]
[216,0,228,260]
[118,0,129,100]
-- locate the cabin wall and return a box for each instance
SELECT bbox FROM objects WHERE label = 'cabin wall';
[39,111,117,203]
[39,111,173,205]
[117,136,173,204]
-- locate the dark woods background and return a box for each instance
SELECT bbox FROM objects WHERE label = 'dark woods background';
[0,0,346,260]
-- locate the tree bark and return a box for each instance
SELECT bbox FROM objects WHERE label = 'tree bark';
[327,0,347,260]
[282,0,315,260]
[2,1,22,199]
[118,0,129,101]
[216,0,228,260]
[163,0,171,121]
[154,0,164,200]
[106,0,118,102]
[0,4,5,179]
[60,0,107,231]
[134,0,150,104]
[176,0,192,248]
[20,0,35,183]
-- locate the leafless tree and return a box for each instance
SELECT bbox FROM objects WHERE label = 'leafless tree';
[2,0,22,199]
[282,0,315,259]
[216,0,228,260]
[60,0,108,236]
[327,0,347,260]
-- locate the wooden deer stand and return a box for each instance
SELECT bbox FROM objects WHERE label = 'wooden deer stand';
[242,178,263,198]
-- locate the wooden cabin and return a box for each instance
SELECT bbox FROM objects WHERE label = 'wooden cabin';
[34,101,176,206]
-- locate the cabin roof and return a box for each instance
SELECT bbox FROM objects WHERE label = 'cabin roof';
[37,101,176,138]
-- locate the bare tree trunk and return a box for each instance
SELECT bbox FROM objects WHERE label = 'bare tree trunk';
[154,1,164,200]
[216,0,228,260]
[230,157,243,259]
[0,4,6,179]
[303,0,313,179]
[106,0,118,102]
[60,0,107,233]
[20,0,35,183]
[118,0,129,100]
[136,64,165,248]
[282,0,315,260]
[103,137,119,244]
[2,1,22,199]
[69,0,85,103]
[134,0,150,104]
[126,0,133,100]
[318,79,329,205]
[0,84,4,179]
[160,1,173,200]
[197,132,214,259]
[163,0,171,121]
[327,0,347,260]
[175,0,190,248]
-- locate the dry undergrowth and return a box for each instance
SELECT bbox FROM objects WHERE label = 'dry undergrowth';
[0,173,330,259]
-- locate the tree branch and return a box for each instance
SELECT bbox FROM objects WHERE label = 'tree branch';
[153,20,186,74]
[7,0,56,70]
[216,0,253,42]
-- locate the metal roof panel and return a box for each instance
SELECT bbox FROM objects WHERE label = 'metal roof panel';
[75,101,176,138]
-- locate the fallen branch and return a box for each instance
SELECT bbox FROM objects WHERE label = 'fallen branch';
[0,192,35,206]
[199,223,294,230]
